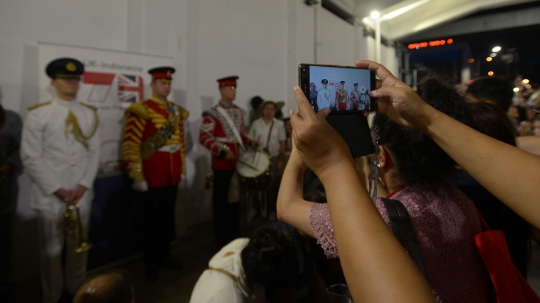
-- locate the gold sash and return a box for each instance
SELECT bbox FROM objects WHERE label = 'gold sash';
[140,105,179,160]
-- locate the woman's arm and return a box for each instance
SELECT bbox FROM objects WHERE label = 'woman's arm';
[291,87,435,303]
[357,60,540,229]
[276,144,315,237]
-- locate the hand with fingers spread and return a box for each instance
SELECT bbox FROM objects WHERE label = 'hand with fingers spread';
[290,86,352,179]
[356,60,434,130]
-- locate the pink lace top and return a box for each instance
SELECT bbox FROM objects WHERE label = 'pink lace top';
[310,183,490,302]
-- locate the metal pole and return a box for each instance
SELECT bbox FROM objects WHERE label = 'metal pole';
[314,6,318,63]
[375,18,381,63]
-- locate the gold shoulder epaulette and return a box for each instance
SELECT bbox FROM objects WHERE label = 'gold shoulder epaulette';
[125,102,149,120]
[27,101,51,111]
[79,102,97,111]
[180,107,190,121]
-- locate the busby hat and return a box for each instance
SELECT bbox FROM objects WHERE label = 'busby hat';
[45,58,84,79]
[217,76,239,88]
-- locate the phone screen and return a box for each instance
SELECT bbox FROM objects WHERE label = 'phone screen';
[299,64,376,113]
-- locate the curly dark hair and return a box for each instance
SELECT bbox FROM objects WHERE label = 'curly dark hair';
[241,223,298,289]
[373,77,472,187]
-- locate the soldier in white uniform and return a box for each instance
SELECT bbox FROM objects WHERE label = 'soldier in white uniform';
[21,58,100,303]
[316,79,333,110]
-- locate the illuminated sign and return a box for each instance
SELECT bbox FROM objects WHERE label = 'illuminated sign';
[408,39,454,50]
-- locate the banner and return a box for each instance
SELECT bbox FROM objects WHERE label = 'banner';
[38,42,172,177]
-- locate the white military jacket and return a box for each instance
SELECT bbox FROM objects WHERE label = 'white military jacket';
[190,238,265,303]
[21,96,100,212]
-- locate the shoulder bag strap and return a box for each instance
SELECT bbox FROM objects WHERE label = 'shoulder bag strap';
[216,106,245,151]
[264,120,274,151]
[381,198,430,284]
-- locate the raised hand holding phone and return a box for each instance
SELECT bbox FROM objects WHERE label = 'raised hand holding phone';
[290,86,353,180]
[356,60,431,129]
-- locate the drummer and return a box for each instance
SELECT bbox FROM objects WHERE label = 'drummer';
[199,76,260,248]
[248,101,287,220]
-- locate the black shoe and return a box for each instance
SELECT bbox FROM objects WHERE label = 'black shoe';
[164,257,184,270]
[145,266,160,281]
[0,284,16,303]
[57,292,74,303]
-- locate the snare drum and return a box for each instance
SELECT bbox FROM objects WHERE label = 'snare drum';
[236,151,273,193]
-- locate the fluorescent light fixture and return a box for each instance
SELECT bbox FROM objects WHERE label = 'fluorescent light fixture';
[382,0,431,20]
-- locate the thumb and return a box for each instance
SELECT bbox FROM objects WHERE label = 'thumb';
[317,108,331,120]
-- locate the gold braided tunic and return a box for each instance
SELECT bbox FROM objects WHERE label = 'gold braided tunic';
[122,96,189,187]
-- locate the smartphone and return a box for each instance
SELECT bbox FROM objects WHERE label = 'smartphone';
[298,63,377,113]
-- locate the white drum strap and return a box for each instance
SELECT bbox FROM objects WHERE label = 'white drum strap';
[216,106,245,151]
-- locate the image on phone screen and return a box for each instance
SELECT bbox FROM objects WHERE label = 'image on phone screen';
[303,65,375,113]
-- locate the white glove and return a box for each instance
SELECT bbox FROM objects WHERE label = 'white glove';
[132,180,149,192]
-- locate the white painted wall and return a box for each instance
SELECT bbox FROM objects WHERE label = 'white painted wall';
[0,0,397,282]
[182,0,289,227]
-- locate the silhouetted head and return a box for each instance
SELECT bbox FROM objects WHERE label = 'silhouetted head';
[467,102,516,146]
[251,96,264,111]
[241,223,298,289]
[74,270,134,303]
[466,76,514,111]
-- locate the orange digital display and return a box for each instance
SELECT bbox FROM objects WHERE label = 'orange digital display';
[408,39,454,50]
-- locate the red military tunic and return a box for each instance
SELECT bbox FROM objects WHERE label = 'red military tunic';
[122,96,189,188]
[199,101,250,170]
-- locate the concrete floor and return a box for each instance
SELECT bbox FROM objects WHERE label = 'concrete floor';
[13,213,270,303]
[13,222,540,302]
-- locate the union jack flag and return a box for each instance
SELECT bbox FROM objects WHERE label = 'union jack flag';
[117,74,144,104]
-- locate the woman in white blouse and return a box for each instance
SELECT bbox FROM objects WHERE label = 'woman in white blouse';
[248,101,286,220]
